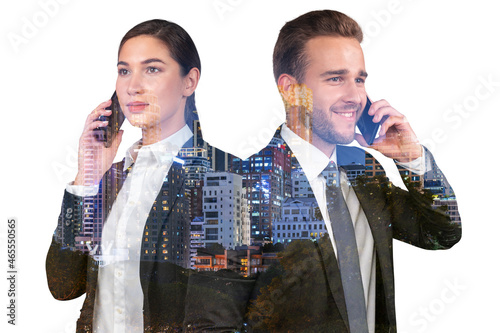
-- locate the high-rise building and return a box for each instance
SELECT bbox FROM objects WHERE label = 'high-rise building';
[424,155,455,197]
[229,135,292,244]
[140,160,191,268]
[202,172,251,249]
[190,216,205,268]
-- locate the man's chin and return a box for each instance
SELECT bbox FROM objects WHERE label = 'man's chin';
[336,136,355,145]
[314,130,355,146]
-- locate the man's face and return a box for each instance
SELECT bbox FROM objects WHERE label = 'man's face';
[301,36,367,147]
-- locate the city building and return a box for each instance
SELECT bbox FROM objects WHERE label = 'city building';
[189,216,205,268]
[193,246,280,276]
[140,160,191,269]
[229,135,292,244]
[273,197,326,244]
[365,152,423,188]
[341,163,365,185]
[424,159,455,197]
[432,197,461,224]
[202,172,251,249]
[291,162,340,198]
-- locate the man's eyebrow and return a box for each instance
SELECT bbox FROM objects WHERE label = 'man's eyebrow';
[320,69,348,77]
[117,58,166,66]
[319,69,368,78]
[359,70,368,78]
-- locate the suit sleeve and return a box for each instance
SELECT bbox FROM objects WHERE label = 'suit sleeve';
[389,147,461,249]
[46,162,124,300]
[45,189,91,300]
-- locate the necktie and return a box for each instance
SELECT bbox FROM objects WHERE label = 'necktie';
[323,161,368,332]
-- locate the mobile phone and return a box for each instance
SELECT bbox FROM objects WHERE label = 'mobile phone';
[93,92,125,148]
[356,97,386,145]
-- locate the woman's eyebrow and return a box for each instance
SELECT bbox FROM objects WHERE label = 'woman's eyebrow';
[117,58,166,66]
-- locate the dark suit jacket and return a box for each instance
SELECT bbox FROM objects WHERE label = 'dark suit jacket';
[245,138,461,332]
[46,130,460,332]
[46,136,254,332]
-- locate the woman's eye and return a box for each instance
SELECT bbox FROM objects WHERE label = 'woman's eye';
[118,68,129,76]
[146,67,160,74]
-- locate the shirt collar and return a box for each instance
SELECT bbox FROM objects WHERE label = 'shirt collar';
[280,124,337,179]
[123,124,193,170]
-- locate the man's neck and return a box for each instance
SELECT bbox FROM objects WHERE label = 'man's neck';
[310,132,336,159]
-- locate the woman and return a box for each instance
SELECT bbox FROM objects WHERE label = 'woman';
[46,19,248,332]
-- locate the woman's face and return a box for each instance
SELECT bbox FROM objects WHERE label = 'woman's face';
[116,35,193,139]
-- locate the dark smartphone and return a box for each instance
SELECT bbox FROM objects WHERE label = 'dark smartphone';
[356,97,386,145]
[93,92,125,148]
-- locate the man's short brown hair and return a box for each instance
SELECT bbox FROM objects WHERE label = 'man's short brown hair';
[273,10,363,83]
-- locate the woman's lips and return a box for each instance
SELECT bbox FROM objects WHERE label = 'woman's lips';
[127,101,149,113]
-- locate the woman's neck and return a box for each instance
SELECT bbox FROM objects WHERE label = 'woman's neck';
[141,121,185,146]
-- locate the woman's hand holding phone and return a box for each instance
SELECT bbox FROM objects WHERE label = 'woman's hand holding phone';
[73,99,124,186]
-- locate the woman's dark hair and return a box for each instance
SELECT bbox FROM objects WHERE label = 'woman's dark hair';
[119,19,201,129]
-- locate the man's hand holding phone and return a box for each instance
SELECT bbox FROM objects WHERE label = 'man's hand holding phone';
[356,98,422,163]
[73,99,124,186]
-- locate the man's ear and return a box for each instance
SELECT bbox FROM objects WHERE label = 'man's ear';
[277,74,312,112]
[277,74,297,104]
[183,67,200,97]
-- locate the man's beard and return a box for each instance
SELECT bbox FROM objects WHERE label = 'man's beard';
[312,103,361,145]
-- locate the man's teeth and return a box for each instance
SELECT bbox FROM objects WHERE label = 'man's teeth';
[336,112,353,117]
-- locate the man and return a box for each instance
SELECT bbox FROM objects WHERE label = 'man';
[245,10,461,332]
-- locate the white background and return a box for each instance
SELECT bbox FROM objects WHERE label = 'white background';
[1,0,499,332]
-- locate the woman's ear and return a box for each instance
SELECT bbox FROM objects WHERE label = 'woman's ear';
[183,67,200,97]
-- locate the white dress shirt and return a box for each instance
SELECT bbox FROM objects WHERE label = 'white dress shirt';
[68,125,192,333]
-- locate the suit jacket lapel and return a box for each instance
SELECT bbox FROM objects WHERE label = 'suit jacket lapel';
[350,163,396,327]
[315,234,350,330]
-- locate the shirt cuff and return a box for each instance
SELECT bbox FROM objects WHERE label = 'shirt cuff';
[66,182,100,197]
[395,146,427,175]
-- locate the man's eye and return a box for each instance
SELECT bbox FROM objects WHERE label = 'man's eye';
[118,68,129,76]
[355,78,365,84]
[329,77,341,82]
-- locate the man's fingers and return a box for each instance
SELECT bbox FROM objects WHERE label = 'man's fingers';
[378,116,406,136]
[369,99,403,121]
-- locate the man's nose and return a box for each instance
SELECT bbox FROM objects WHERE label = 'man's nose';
[342,81,363,105]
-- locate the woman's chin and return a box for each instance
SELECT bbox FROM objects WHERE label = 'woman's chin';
[127,114,160,130]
